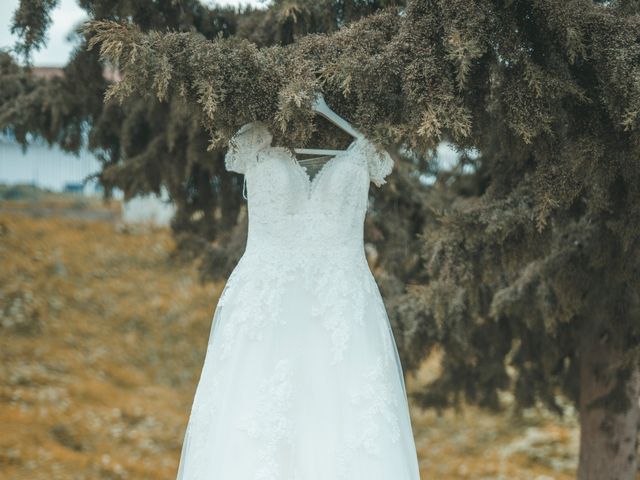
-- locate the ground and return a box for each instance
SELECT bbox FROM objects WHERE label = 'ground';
[0,194,582,480]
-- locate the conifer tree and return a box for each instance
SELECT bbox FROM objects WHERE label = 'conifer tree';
[2,0,639,477]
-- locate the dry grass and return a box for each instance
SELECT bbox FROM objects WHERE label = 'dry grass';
[0,199,580,479]
[407,355,579,480]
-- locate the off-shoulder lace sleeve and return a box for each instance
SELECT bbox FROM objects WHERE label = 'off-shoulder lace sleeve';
[224,121,272,174]
[366,142,394,187]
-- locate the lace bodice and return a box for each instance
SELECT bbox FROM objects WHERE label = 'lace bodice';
[224,121,393,261]
[216,121,395,365]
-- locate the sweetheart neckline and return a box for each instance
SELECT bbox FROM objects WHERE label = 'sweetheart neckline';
[287,137,363,199]
[260,136,364,200]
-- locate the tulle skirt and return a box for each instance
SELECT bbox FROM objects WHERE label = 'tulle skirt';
[175,252,421,480]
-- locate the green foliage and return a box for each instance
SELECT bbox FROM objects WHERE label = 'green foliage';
[10,0,59,61]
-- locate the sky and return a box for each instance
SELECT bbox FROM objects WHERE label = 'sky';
[0,0,265,67]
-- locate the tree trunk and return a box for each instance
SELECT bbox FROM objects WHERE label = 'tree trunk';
[577,321,640,480]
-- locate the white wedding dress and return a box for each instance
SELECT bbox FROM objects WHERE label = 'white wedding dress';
[176,121,421,480]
